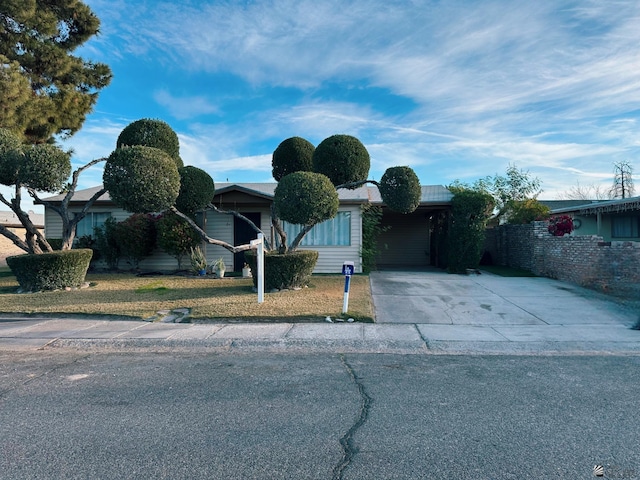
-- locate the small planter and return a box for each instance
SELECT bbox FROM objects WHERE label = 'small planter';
[213,257,226,279]
[198,269,207,276]
[242,266,251,278]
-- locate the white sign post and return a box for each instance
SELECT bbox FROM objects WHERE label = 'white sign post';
[250,233,264,304]
[341,261,355,314]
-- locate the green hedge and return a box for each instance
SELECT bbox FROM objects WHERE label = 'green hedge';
[244,250,319,290]
[6,249,93,292]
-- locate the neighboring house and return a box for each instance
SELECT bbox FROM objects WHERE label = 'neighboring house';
[549,196,640,242]
[41,183,453,273]
[0,210,45,264]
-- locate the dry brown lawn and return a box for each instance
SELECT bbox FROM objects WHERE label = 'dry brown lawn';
[0,271,374,322]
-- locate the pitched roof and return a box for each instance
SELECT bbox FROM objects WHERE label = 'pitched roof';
[41,183,453,206]
[0,210,44,228]
[550,196,640,215]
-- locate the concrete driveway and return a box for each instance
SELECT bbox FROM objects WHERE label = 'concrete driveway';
[370,269,640,347]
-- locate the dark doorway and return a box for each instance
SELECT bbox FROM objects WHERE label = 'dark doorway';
[234,212,261,271]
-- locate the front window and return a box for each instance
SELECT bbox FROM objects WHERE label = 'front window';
[76,212,112,238]
[283,211,351,246]
[611,215,640,238]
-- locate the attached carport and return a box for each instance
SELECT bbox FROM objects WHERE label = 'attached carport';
[375,186,452,269]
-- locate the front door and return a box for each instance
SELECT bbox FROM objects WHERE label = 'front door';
[234,212,261,272]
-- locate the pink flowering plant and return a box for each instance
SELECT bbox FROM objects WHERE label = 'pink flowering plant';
[548,215,574,236]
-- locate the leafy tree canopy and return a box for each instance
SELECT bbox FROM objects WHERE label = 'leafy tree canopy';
[272,136,314,181]
[0,0,112,143]
[450,164,542,219]
[505,199,550,224]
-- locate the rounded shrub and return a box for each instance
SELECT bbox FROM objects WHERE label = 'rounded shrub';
[7,249,93,292]
[274,171,339,225]
[176,166,215,216]
[244,249,319,290]
[379,166,421,214]
[117,118,183,168]
[272,136,315,181]
[312,134,370,187]
[103,145,180,214]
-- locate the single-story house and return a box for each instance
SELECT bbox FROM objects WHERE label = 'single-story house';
[41,183,453,273]
[549,196,640,242]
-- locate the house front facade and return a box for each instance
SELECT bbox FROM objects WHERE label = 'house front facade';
[42,183,452,273]
[550,196,640,242]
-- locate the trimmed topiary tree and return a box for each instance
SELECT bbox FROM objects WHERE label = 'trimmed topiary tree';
[117,118,183,168]
[378,166,422,214]
[312,134,370,188]
[103,145,181,214]
[175,166,216,217]
[272,136,315,181]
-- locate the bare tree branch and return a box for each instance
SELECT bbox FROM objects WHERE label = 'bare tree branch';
[169,207,257,254]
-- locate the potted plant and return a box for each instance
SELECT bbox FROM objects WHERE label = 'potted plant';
[242,262,251,278]
[213,257,226,278]
[189,246,207,276]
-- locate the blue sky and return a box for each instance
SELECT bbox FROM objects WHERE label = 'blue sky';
[57,0,640,200]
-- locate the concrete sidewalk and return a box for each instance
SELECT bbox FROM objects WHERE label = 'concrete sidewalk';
[1,271,639,354]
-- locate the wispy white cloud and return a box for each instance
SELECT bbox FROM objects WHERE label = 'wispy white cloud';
[153,90,219,120]
[75,0,640,200]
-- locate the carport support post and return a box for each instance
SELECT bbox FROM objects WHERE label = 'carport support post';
[250,234,264,304]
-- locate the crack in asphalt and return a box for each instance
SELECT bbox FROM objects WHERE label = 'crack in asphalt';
[332,354,372,480]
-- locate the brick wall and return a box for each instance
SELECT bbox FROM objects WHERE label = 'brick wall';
[491,221,640,296]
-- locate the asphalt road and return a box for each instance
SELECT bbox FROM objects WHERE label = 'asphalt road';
[1,350,639,479]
